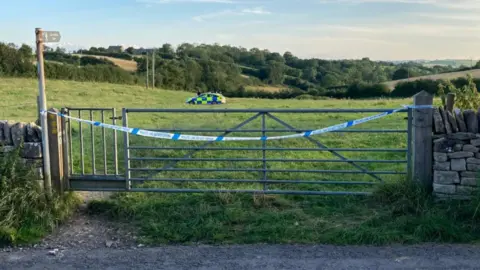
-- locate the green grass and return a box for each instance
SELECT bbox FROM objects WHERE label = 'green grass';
[0,146,80,246]
[244,85,285,93]
[88,179,480,245]
[5,77,479,246]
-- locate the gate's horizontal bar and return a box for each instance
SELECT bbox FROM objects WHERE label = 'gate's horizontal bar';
[129,177,378,185]
[71,187,372,196]
[69,174,124,180]
[126,108,407,113]
[69,177,125,190]
[128,146,407,152]
[129,157,408,163]
[142,128,407,133]
[66,107,115,111]
[129,167,405,174]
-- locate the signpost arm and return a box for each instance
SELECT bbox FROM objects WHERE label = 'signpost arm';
[35,27,52,196]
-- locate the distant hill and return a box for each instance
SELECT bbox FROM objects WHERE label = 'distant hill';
[4,41,477,100]
[382,68,480,90]
[422,59,475,68]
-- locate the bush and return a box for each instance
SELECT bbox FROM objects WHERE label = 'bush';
[346,83,390,98]
[44,52,80,65]
[438,74,480,110]
[79,56,116,67]
[0,147,79,246]
[307,88,320,96]
[44,62,137,85]
[295,94,315,100]
[390,79,440,98]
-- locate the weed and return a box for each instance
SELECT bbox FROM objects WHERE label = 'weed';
[0,146,80,246]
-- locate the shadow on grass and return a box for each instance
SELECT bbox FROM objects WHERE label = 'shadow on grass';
[87,179,480,245]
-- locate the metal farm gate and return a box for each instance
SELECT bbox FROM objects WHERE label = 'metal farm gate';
[59,107,414,195]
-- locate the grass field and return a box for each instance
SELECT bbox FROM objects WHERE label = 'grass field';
[2,77,480,245]
[245,85,285,92]
[72,54,138,72]
[382,69,480,90]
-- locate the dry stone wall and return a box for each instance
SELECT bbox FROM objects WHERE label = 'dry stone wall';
[433,107,480,199]
[0,120,44,187]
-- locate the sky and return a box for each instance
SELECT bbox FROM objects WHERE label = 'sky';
[1,0,480,61]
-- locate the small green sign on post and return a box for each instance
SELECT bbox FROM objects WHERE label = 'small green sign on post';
[43,31,61,43]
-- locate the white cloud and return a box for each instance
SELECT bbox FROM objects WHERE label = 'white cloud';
[192,10,236,22]
[412,12,480,22]
[241,7,271,14]
[293,23,480,39]
[192,6,271,21]
[136,0,236,4]
[319,0,480,10]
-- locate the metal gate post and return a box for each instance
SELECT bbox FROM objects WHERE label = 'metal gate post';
[261,112,268,191]
[122,108,131,190]
[112,108,119,176]
[61,108,70,190]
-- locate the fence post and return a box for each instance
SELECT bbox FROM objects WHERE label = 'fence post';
[412,91,434,191]
[47,108,65,194]
[446,93,455,112]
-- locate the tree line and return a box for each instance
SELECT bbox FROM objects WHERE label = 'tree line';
[1,41,479,99]
[0,43,140,85]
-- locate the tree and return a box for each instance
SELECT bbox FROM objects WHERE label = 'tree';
[392,68,410,80]
[321,73,340,87]
[55,47,66,54]
[159,43,175,59]
[18,44,33,59]
[302,67,317,82]
[260,60,285,85]
[125,47,134,54]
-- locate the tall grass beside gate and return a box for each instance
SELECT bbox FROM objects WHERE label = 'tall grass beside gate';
[88,177,480,245]
[0,146,80,246]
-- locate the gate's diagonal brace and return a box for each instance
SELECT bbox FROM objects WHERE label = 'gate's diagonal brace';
[266,113,383,182]
[140,113,263,181]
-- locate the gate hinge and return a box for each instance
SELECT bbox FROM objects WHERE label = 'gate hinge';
[110,116,123,120]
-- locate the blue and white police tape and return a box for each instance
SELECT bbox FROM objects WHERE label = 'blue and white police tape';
[41,105,432,141]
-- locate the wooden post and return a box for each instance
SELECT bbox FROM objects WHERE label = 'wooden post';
[61,108,70,190]
[47,108,65,194]
[412,91,434,191]
[36,28,52,196]
[446,93,455,112]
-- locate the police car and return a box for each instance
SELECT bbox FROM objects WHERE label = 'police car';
[186,92,226,105]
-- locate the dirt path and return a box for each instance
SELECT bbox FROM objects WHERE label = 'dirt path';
[2,244,480,269]
[24,191,137,251]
